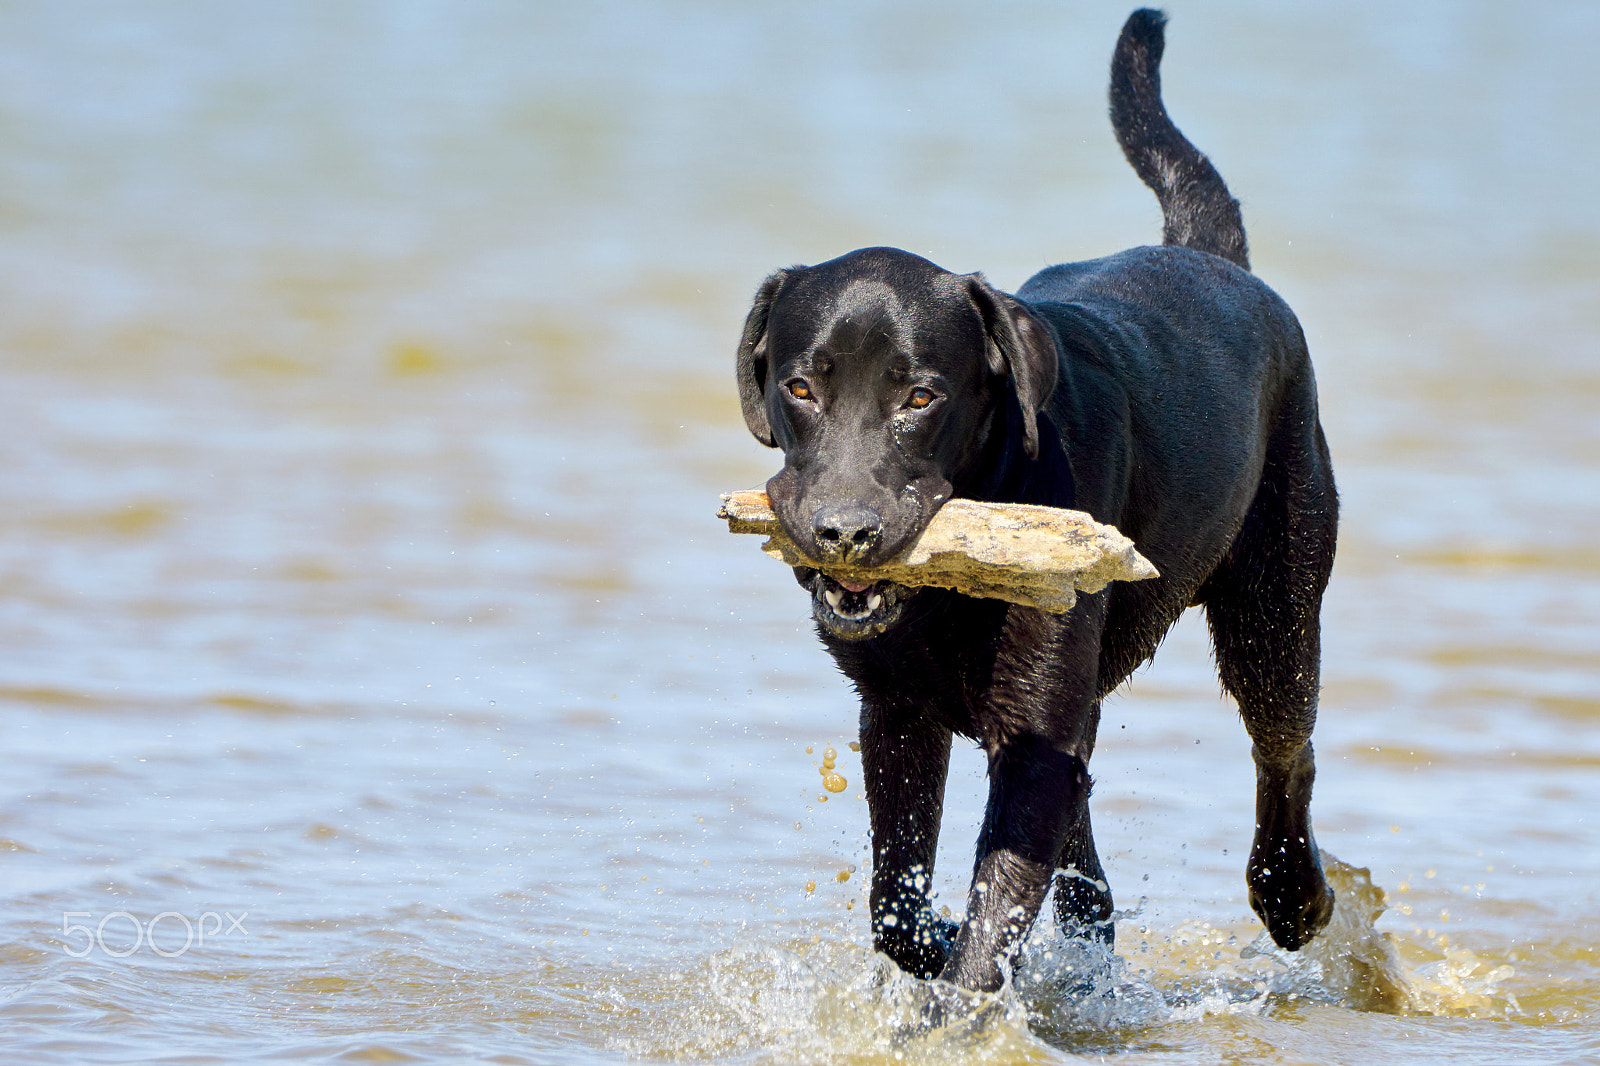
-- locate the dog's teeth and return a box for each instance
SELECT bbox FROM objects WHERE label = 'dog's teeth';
[867,593,882,612]
[825,589,842,611]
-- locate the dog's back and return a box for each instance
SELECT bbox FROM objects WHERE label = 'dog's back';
[1109,8,1250,271]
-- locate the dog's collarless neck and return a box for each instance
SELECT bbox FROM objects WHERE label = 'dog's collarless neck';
[962,391,1073,508]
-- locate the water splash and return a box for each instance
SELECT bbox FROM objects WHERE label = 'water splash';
[1232,851,1520,1018]
[617,936,1046,1064]
[611,851,1521,1062]
[1239,850,1416,1012]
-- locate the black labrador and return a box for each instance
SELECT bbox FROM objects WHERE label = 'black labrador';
[735,9,1337,993]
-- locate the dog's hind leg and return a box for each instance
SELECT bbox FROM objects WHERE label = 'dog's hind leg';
[1052,745,1115,944]
[860,702,956,978]
[1202,384,1338,950]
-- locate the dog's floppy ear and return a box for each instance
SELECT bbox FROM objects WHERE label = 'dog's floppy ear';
[967,275,1059,459]
[736,269,792,448]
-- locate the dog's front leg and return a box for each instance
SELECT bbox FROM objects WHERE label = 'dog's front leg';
[860,700,954,979]
[940,604,1103,993]
[940,735,1089,992]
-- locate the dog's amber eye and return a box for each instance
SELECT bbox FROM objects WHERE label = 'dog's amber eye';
[785,379,813,401]
[905,387,936,410]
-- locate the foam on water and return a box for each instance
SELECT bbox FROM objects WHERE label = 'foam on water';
[613,851,1522,1062]
[1252,853,1521,1020]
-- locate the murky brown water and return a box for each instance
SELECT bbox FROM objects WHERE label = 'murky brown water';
[2,2,1597,1063]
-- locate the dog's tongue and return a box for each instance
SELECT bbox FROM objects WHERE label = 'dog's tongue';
[838,579,872,593]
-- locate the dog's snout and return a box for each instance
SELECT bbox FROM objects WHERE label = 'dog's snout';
[811,504,882,561]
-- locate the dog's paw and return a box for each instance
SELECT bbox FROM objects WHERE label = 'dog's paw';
[1247,844,1335,951]
[1052,866,1115,946]
[913,977,1006,1035]
[876,912,957,980]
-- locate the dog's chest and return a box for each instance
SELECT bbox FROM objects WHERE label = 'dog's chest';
[831,593,1014,737]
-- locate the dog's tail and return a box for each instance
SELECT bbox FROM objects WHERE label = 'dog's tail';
[1109,9,1250,271]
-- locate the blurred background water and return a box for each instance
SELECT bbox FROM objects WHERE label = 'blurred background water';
[1,1,1596,1063]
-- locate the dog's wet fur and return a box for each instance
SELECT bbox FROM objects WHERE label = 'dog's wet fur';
[736,9,1337,992]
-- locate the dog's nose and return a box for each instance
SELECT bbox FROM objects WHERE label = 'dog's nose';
[811,504,882,561]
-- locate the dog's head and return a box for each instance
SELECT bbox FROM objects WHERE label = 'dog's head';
[736,247,1057,640]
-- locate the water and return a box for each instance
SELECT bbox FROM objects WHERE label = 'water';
[1,1,1597,1062]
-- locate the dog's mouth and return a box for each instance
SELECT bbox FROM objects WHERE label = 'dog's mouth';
[797,569,914,641]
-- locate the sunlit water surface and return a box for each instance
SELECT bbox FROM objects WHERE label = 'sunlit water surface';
[2,2,1597,1063]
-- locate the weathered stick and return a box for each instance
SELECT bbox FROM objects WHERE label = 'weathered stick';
[717,490,1157,613]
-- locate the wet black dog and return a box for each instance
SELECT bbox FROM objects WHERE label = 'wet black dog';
[735,9,1337,992]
